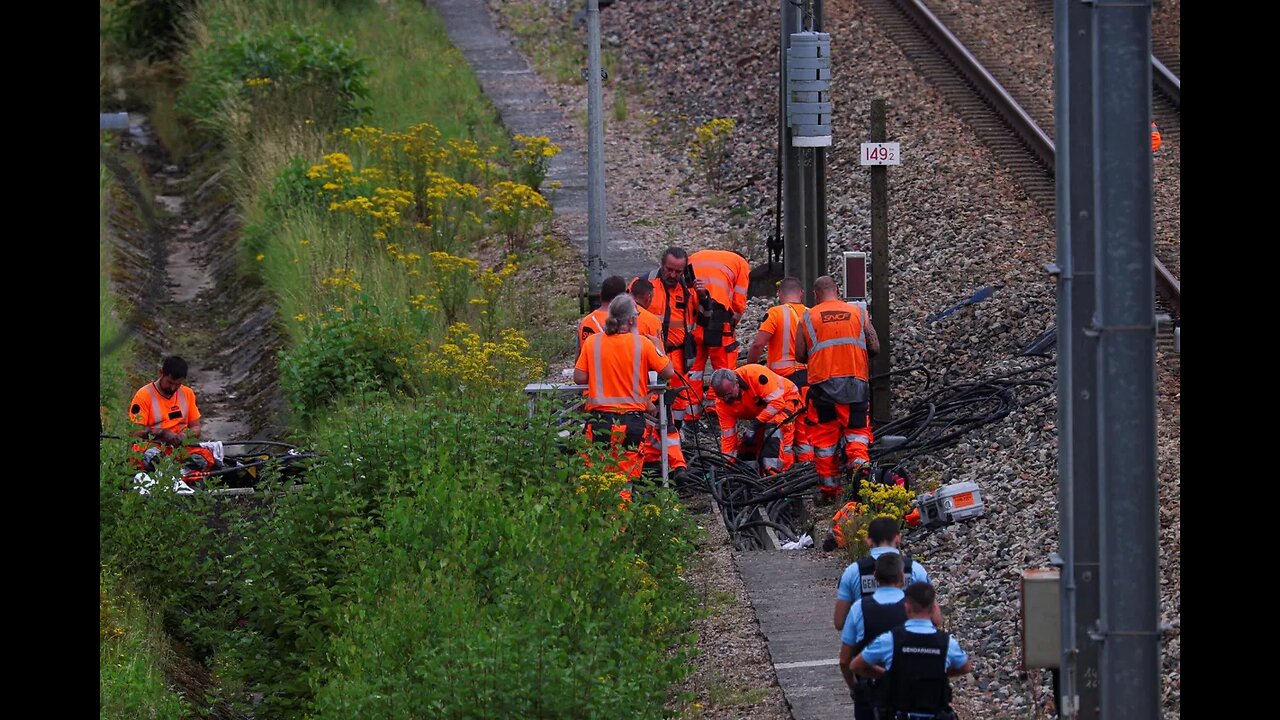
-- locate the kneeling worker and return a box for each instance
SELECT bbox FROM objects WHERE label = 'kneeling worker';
[707,364,803,473]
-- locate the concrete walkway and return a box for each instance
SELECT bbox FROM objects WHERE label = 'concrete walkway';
[430,0,654,283]
[737,551,858,719]
[431,3,856,717]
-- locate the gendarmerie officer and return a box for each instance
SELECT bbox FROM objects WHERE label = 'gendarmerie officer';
[834,516,931,631]
[851,583,972,720]
[840,553,909,719]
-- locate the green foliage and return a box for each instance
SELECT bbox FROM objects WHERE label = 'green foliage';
[100,163,134,429]
[100,566,190,720]
[511,133,561,192]
[180,24,370,133]
[308,397,702,718]
[614,87,629,122]
[279,300,418,427]
[98,439,226,655]
[688,117,737,191]
[240,155,326,261]
[101,0,188,60]
[211,473,371,719]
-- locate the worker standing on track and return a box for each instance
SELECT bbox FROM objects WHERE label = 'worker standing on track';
[687,248,750,421]
[630,278,689,483]
[707,364,803,473]
[795,276,880,500]
[746,275,812,462]
[641,247,698,431]
[574,295,675,491]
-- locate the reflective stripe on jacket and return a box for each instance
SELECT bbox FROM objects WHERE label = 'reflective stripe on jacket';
[802,300,869,385]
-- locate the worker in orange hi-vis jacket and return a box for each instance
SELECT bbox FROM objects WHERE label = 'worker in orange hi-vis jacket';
[577,275,629,353]
[1151,122,1162,153]
[629,277,689,482]
[127,354,218,479]
[687,248,751,421]
[708,365,804,473]
[641,247,698,427]
[574,295,675,493]
[795,276,880,500]
[747,275,813,462]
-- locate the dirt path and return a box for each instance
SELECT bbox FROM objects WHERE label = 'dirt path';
[106,115,284,443]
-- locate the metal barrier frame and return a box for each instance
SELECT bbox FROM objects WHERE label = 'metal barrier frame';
[523,382,670,486]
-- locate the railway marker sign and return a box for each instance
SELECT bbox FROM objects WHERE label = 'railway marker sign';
[860,142,901,165]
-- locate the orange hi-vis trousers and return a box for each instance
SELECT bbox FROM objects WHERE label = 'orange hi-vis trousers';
[642,423,687,471]
[686,329,736,421]
[642,384,687,471]
[666,348,694,424]
[790,385,814,462]
[806,403,874,495]
[583,411,647,480]
[738,420,795,473]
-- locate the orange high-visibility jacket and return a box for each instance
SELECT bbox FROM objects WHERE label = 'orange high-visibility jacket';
[689,249,750,314]
[637,306,663,340]
[577,307,609,351]
[802,300,869,385]
[759,302,808,376]
[129,383,201,436]
[1151,122,1162,153]
[575,332,670,412]
[643,273,696,351]
[716,364,802,425]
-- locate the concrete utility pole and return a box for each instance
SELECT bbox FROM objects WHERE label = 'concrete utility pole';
[586,0,607,306]
[1091,2,1160,717]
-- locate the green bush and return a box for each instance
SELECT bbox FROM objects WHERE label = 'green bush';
[101,0,188,60]
[240,155,326,260]
[309,397,701,718]
[278,301,419,427]
[180,24,370,133]
[211,472,371,719]
[99,438,228,656]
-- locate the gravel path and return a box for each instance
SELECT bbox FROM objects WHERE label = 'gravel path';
[488,1,1179,716]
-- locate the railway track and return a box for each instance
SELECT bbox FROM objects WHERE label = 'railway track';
[861,0,1180,330]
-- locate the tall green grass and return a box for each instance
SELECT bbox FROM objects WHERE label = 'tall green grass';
[100,566,190,720]
[101,160,187,719]
[185,0,513,340]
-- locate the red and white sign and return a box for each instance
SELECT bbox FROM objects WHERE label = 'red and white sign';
[860,142,901,166]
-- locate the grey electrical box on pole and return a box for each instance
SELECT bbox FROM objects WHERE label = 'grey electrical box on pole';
[780,0,827,306]
[585,0,606,304]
